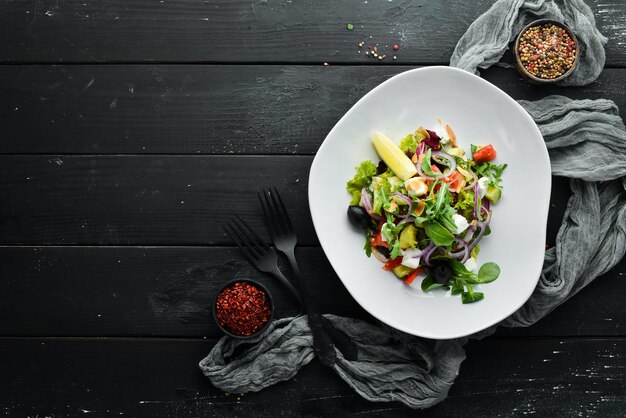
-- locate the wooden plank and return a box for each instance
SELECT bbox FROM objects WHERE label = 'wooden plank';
[1,65,625,155]
[0,247,360,337]
[0,155,315,245]
[0,0,624,65]
[0,337,623,416]
[0,245,623,337]
[0,156,572,246]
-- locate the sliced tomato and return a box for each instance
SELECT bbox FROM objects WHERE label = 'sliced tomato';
[371,231,387,248]
[473,144,497,163]
[402,267,423,284]
[382,257,403,271]
[370,220,387,248]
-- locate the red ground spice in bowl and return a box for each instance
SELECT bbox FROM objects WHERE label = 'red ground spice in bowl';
[213,279,273,338]
[514,19,578,83]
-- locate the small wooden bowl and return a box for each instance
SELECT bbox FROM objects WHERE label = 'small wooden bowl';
[212,278,274,339]
[514,19,579,84]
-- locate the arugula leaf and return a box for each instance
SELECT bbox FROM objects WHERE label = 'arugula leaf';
[476,262,500,283]
[399,134,418,153]
[424,221,454,246]
[420,149,442,178]
[433,182,449,215]
[371,177,392,215]
[421,275,448,292]
[390,240,403,259]
[474,162,508,192]
[470,144,478,155]
[424,182,451,221]
[380,186,390,208]
[346,160,377,205]
[381,212,404,258]
[364,230,372,257]
[438,205,457,233]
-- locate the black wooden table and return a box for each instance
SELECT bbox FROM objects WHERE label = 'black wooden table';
[1,1,625,416]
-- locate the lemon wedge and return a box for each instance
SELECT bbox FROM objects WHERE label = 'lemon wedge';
[371,131,418,180]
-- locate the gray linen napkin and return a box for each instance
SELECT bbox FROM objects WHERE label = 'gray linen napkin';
[199,0,626,409]
[450,0,607,86]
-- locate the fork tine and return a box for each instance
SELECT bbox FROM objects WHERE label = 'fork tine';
[228,220,262,259]
[223,222,259,262]
[258,191,277,239]
[233,216,269,254]
[272,187,294,232]
[261,189,285,237]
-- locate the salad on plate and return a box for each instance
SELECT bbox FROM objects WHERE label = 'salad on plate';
[346,123,507,304]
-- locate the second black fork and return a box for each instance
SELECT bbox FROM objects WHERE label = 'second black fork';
[259,188,357,365]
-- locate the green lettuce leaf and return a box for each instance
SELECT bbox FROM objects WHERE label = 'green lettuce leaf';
[399,134,418,153]
[346,160,377,205]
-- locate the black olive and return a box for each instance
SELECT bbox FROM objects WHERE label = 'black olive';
[430,261,452,284]
[375,246,390,259]
[347,205,370,229]
[376,160,388,175]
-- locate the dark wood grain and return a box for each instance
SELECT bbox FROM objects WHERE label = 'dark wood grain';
[0,155,573,246]
[0,337,623,417]
[0,247,360,337]
[0,245,624,338]
[0,155,314,245]
[0,0,624,65]
[2,0,625,414]
[1,65,625,155]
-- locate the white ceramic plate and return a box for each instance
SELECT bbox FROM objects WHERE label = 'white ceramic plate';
[309,66,551,339]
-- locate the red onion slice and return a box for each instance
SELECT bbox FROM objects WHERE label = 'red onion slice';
[466,204,492,251]
[392,191,412,205]
[431,150,457,178]
[372,247,389,263]
[448,238,469,262]
[463,170,478,190]
[482,198,491,212]
[416,160,437,181]
[417,150,457,181]
[360,187,383,221]
[360,188,372,211]
[462,223,477,242]
[392,191,414,219]
[422,242,438,267]
[416,142,427,156]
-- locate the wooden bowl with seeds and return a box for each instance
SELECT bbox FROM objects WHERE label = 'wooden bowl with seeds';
[514,19,578,84]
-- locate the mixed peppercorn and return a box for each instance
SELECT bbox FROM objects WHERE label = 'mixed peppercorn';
[215,281,272,336]
[517,22,577,80]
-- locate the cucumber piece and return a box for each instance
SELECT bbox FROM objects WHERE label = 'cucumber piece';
[393,265,414,278]
[485,185,502,203]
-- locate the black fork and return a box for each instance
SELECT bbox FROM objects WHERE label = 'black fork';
[259,188,358,365]
[223,216,302,306]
